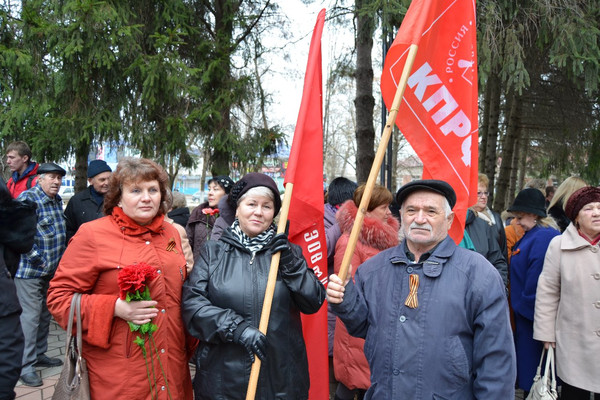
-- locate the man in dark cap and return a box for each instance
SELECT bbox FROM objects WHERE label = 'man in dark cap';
[15,162,67,386]
[64,159,112,242]
[327,179,516,399]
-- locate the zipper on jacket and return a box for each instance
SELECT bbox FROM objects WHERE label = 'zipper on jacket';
[249,252,256,265]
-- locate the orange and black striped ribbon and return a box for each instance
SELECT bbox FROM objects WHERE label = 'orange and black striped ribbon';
[404,274,419,309]
[166,238,179,254]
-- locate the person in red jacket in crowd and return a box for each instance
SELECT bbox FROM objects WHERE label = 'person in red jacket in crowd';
[332,183,399,400]
[48,157,195,400]
[5,141,39,199]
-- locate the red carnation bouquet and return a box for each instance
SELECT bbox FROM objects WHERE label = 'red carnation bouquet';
[118,263,171,399]
[202,207,219,239]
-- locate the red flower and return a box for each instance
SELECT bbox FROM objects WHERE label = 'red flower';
[202,207,220,216]
[117,263,158,300]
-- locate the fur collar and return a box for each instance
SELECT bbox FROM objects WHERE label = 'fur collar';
[336,200,399,250]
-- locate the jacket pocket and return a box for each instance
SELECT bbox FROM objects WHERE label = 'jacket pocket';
[38,217,56,237]
[443,336,470,387]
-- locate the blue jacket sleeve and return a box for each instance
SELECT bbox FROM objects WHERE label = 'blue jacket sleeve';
[330,274,370,339]
[471,268,517,399]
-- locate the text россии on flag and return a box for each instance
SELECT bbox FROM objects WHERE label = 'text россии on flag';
[380,0,479,242]
[283,8,329,400]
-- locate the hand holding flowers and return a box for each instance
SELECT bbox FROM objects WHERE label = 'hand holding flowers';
[117,263,172,400]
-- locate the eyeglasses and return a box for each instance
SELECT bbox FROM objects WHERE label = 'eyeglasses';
[477,191,489,197]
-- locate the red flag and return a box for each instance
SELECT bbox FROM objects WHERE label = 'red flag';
[380,0,478,243]
[284,9,329,400]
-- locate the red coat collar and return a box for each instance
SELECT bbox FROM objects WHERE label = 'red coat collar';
[111,206,165,235]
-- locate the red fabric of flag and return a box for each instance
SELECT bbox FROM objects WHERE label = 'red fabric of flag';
[284,9,329,400]
[380,0,479,243]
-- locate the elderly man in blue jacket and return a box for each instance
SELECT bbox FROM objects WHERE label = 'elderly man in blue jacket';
[327,180,516,399]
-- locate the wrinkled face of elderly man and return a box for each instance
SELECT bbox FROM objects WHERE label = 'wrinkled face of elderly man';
[89,171,111,195]
[401,190,454,253]
[39,173,63,198]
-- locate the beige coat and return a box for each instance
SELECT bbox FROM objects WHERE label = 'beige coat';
[534,223,600,392]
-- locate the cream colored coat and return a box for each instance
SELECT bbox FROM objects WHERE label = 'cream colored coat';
[534,223,600,392]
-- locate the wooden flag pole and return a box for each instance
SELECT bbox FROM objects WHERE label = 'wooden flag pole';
[245,183,294,400]
[338,44,419,282]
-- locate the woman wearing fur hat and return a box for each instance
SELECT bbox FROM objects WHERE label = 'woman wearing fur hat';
[186,175,234,261]
[182,172,325,399]
[332,184,399,400]
[507,188,560,395]
[534,186,600,399]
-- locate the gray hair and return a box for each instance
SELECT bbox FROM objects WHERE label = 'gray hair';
[238,186,274,205]
[171,191,187,209]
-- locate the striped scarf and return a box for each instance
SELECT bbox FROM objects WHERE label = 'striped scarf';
[230,220,275,253]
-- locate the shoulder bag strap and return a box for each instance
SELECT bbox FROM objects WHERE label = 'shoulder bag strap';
[548,347,558,395]
[65,293,78,350]
[74,293,84,369]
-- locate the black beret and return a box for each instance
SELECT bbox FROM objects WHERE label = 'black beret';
[37,162,66,177]
[228,172,281,216]
[396,179,457,209]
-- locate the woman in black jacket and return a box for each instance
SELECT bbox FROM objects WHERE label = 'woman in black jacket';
[186,175,234,261]
[182,173,326,400]
[0,176,37,399]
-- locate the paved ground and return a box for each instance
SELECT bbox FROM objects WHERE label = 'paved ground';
[16,320,527,399]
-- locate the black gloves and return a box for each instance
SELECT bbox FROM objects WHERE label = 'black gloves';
[233,323,267,363]
[270,232,295,268]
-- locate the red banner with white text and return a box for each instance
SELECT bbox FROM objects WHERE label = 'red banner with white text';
[380,0,479,242]
[284,9,329,400]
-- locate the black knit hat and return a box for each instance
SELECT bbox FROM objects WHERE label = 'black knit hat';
[228,172,282,215]
[396,179,457,209]
[208,175,234,194]
[564,186,600,221]
[87,159,112,178]
[508,188,546,217]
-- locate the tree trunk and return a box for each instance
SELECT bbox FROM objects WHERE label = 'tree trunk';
[74,140,89,193]
[507,131,521,207]
[210,0,236,176]
[354,0,375,184]
[484,71,501,204]
[479,78,491,170]
[517,131,528,192]
[493,91,522,212]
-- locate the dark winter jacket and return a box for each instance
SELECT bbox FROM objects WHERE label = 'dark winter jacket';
[0,196,36,400]
[186,202,217,261]
[182,228,326,400]
[0,198,37,278]
[465,210,508,286]
[167,206,190,227]
[332,236,516,399]
[64,186,105,242]
[509,224,560,390]
[548,202,571,232]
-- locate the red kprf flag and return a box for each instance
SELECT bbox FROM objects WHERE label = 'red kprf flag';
[284,8,329,400]
[380,0,479,242]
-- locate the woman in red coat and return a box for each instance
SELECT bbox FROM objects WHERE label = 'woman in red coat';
[47,158,194,400]
[333,184,399,400]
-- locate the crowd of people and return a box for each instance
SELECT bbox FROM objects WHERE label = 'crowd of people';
[1,139,599,400]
